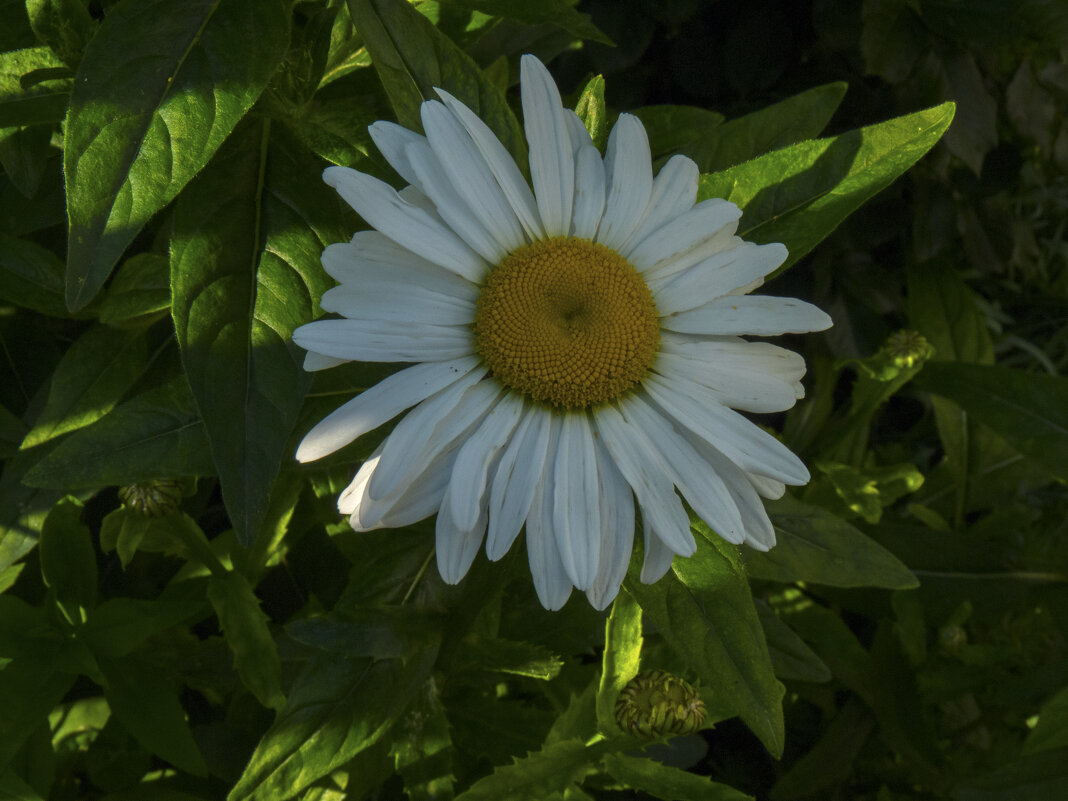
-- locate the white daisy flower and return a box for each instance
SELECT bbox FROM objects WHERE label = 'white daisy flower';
[293,55,832,611]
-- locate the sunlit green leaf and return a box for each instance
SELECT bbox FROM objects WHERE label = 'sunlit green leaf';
[744,495,917,589]
[171,120,340,546]
[460,635,563,680]
[625,530,785,757]
[574,74,607,152]
[0,46,70,128]
[63,0,290,310]
[22,378,215,490]
[208,571,285,711]
[596,590,641,735]
[698,102,955,275]
[26,0,97,69]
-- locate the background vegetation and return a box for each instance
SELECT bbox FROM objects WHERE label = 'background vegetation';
[1,0,1067,799]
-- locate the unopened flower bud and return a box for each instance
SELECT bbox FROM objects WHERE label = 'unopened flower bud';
[615,669,706,737]
[118,479,184,517]
[884,330,934,369]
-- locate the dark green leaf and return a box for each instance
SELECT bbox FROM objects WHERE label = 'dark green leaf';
[63,0,291,311]
[39,496,96,623]
[460,635,563,680]
[452,739,590,801]
[171,121,340,546]
[285,609,441,660]
[936,49,998,175]
[96,253,171,324]
[443,0,612,45]
[0,232,67,316]
[686,82,847,173]
[860,0,926,83]
[207,571,285,710]
[98,653,208,776]
[82,589,207,660]
[348,0,526,163]
[698,102,955,275]
[0,163,65,236]
[953,747,1068,801]
[601,753,753,801]
[0,123,51,198]
[754,600,831,684]
[630,105,724,162]
[22,378,215,490]
[0,768,46,800]
[0,445,68,572]
[914,362,1068,481]
[0,651,75,774]
[391,676,455,801]
[596,590,641,734]
[907,258,993,365]
[0,47,70,128]
[21,325,147,449]
[25,0,96,68]
[744,495,917,589]
[0,2,35,52]
[1023,685,1068,754]
[229,642,439,801]
[625,530,785,757]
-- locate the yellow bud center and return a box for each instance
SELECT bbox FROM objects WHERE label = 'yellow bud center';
[473,237,659,408]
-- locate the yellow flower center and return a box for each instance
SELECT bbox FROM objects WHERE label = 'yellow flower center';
[473,237,660,408]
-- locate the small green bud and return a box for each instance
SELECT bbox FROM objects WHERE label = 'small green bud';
[118,479,184,517]
[938,624,967,656]
[615,669,706,737]
[884,330,934,369]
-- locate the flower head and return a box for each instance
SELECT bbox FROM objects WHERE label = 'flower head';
[293,55,831,610]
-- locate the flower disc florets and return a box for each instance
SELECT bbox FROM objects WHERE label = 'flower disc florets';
[473,237,659,408]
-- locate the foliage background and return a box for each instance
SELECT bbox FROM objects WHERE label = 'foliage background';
[1,0,1067,799]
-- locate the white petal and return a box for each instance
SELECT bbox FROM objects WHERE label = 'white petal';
[654,351,799,414]
[485,404,552,561]
[662,335,807,383]
[620,394,745,545]
[747,472,786,500]
[323,166,489,283]
[651,242,788,314]
[521,54,574,236]
[422,100,526,253]
[303,351,348,371]
[642,372,810,485]
[436,486,488,584]
[596,114,653,250]
[570,145,606,239]
[585,446,634,610]
[552,413,601,590]
[526,417,573,609]
[405,139,507,264]
[366,368,488,499]
[292,318,473,363]
[618,155,699,256]
[320,280,474,327]
[594,405,695,557]
[323,236,478,304]
[368,121,426,188]
[564,109,593,151]
[435,88,545,241]
[338,444,382,516]
[627,199,741,278]
[448,392,525,532]
[640,515,677,584]
[296,357,482,462]
[663,295,833,336]
[355,438,459,530]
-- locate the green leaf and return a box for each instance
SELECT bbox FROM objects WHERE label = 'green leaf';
[860,0,926,83]
[286,608,442,660]
[98,653,208,776]
[544,680,597,747]
[63,0,291,311]
[630,105,724,162]
[21,325,147,449]
[0,651,75,774]
[0,447,68,572]
[573,74,607,152]
[96,253,171,324]
[1023,685,1068,754]
[391,676,455,801]
[698,102,955,275]
[22,378,215,490]
[625,530,785,757]
[743,495,917,589]
[348,0,526,163]
[0,233,67,317]
[171,120,340,546]
[441,0,612,45]
[954,747,1068,801]
[39,496,96,624]
[600,753,753,801]
[0,47,70,128]
[460,635,563,680]
[229,642,439,801]
[914,362,1068,481]
[207,571,285,710]
[811,461,925,524]
[754,600,831,684]
[0,767,46,801]
[82,589,207,660]
[596,590,642,735]
[25,0,97,69]
[685,82,847,173]
[452,739,590,801]
[0,123,51,198]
